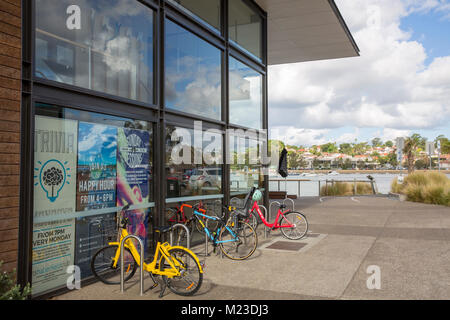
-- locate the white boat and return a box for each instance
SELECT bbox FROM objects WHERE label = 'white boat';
[302,172,317,177]
[328,171,339,176]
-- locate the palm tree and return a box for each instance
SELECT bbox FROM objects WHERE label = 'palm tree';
[403,134,421,173]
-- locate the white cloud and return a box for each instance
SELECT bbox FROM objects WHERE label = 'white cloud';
[268,0,450,145]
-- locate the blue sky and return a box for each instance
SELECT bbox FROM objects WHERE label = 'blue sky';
[268,0,450,147]
[401,9,450,66]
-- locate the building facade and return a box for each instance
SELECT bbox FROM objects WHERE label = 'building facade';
[0,0,358,298]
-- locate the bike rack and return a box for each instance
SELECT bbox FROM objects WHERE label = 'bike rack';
[169,223,191,249]
[283,197,295,211]
[259,205,268,238]
[269,201,281,220]
[120,235,144,296]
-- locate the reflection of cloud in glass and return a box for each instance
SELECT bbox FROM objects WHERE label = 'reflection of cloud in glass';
[229,57,262,129]
[165,20,222,120]
[35,0,153,103]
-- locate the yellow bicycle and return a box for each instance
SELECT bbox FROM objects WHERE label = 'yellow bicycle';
[90,204,203,297]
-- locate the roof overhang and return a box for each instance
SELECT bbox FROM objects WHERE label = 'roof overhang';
[255,0,360,65]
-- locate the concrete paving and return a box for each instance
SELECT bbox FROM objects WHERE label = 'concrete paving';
[53,196,450,300]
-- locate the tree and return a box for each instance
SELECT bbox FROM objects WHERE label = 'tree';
[435,135,450,154]
[403,135,421,173]
[385,140,393,148]
[287,151,300,169]
[343,158,352,170]
[414,158,427,170]
[339,143,353,155]
[320,142,338,153]
[371,137,382,148]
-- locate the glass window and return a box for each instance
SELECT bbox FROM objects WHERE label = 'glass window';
[229,56,262,129]
[35,0,154,104]
[228,0,262,59]
[229,133,264,196]
[32,103,153,296]
[167,0,221,31]
[165,124,223,199]
[165,20,222,121]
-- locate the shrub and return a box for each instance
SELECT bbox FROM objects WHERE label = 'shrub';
[320,181,374,196]
[0,261,31,300]
[391,172,450,206]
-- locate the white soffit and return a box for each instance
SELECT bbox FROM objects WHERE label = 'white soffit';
[255,0,360,65]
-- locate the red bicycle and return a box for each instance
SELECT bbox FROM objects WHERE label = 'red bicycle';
[242,188,308,240]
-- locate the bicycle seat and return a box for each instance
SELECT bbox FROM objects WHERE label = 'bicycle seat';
[154,226,172,234]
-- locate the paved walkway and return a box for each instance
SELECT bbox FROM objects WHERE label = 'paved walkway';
[54,197,450,300]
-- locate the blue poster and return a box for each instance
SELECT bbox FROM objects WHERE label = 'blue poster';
[76,122,117,211]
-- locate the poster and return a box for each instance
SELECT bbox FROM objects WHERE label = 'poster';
[116,127,151,255]
[76,122,117,211]
[32,116,77,295]
[75,122,118,275]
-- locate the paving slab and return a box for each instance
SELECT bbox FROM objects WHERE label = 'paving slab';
[53,197,450,301]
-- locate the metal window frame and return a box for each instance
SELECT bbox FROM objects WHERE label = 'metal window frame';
[18,0,268,298]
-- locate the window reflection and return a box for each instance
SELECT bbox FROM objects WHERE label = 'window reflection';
[229,134,264,196]
[35,0,154,104]
[167,0,221,31]
[228,0,262,59]
[166,125,223,199]
[229,57,262,129]
[165,20,222,120]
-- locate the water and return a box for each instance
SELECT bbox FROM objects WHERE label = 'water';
[269,172,450,196]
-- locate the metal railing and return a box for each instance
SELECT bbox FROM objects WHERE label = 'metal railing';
[120,235,144,296]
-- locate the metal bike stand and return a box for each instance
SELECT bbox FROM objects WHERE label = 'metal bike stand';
[283,197,295,211]
[169,224,191,249]
[120,235,144,296]
[196,218,210,257]
[259,205,268,238]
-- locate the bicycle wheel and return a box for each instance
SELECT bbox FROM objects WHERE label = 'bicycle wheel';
[91,245,137,285]
[219,221,258,260]
[161,248,203,296]
[280,211,308,240]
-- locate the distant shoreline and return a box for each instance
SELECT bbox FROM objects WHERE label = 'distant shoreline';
[288,169,449,174]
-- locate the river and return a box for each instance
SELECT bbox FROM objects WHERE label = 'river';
[269,172,450,195]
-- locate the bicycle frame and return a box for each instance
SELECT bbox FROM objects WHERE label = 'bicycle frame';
[193,209,239,245]
[109,227,203,277]
[250,201,293,229]
[167,204,192,224]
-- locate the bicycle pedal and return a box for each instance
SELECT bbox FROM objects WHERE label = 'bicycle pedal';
[149,282,158,290]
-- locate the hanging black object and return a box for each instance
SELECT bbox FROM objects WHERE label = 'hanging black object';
[278,148,288,178]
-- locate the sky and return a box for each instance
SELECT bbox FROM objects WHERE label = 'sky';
[268,0,450,147]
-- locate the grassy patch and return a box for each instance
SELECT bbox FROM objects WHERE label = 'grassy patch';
[320,181,374,196]
[391,172,450,206]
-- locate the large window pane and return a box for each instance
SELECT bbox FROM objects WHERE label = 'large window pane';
[165,125,223,199]
[228,0,262,59]
[168,0,221,31]
[32,103,153,296]
[165,20,222,120]
[35,0,154,104]
[229,57,262,129]
[229,134,264,196]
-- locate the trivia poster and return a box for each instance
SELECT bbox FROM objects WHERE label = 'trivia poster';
[32,116,77,295]
[116,127,151,255]
[75,122,118,276]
